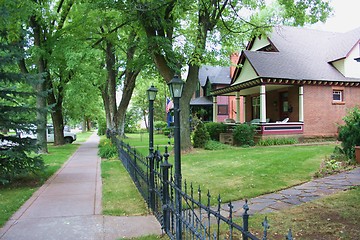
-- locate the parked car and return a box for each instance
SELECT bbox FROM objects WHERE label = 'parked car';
[19,125,76,144]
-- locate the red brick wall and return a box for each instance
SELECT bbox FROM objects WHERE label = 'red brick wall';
[303,85,360,137]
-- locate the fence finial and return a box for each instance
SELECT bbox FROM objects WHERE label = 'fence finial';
[286,228,293,240]
[262,216,270,240]
[243,199,249,215]
[163,146,169,162]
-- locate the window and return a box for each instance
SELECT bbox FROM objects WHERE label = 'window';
[252,96,260,119]
[333,90,343,102]
[195,83,200,98]
[218,105,228,115]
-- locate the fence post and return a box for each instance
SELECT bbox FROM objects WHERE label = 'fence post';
[148,152,155,211]
[161,146,172,233]
[243,199,249,240]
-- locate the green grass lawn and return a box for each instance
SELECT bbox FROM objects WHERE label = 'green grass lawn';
[101,158,149,216]
[125,187,360,240]
[247,186,360,239]
[122,133,335,204]
[181,145,335,203]
[0,131,92,227]
[74,130,94,143]
[123,133,173,156]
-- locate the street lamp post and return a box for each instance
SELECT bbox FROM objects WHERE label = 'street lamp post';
[147,85,158,211]
[167,75,185,240]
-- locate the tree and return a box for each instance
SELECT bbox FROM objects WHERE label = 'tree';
[76,2,151,137]
[12,0,81,148]
[134,0,331,150]
[338,107,360,160]
[131,72,168,130]
[0,9,44,183]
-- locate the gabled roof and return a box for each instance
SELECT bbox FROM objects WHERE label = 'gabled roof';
[190,96,213,106]
[199,65,231,87]
[327,27,360,61]
[233,26,360,84]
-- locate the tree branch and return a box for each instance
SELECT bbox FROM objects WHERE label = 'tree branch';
[57,0,74,30]
[91,21,132,47]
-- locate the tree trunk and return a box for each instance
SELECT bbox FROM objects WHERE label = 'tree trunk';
[101,87,112,129]
[82,116,87,133]
[87,118,91,131]
[105,41,117,131]
[51,108,65,145]
[30,15,48,153]
[113,33,140,138]
[48,88,65,145]
[115,70,140,137]
[180,65,200,150]
[143,110,148,130]
[35,81,48,153]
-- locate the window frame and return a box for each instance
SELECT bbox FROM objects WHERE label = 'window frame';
[252,96,260,119]
[217,105,229,115]
[332,87,345,105]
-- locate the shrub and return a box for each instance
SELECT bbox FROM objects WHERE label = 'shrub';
[163,127,172,136]
[232,124,256,147]
[98,138,118,159]
[205,140,233,150]
[257,137,299,146]
[314,147,355,178]
[193,121,210,148]
[338,107,360,160]
[154,121,167,132]
[0,148,44,185]
[205,122,228,141]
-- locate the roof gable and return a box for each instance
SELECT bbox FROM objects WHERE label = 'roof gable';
[199,65,231,87]
[233,26,360,82]
[232,57,259,85]
[327,27,360,61]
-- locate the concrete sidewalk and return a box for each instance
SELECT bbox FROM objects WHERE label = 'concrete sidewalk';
[0,133,161,240]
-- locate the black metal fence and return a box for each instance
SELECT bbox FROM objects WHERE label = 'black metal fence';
[114,137,293,240]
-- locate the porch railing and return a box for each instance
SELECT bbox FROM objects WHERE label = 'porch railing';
[255,122,304,135]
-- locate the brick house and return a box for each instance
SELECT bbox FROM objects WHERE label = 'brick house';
[211,26,360,139]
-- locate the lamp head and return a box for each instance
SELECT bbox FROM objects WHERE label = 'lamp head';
[168,75,184,98]
[147,85,158,101]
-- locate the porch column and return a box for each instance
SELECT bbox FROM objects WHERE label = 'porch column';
[260,85,267,123]
[243,97,246,122]
[213,96,218,122]
[299,86,304,122]
[235,92,241,123]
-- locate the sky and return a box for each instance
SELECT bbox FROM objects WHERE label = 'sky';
[310,0,360,32]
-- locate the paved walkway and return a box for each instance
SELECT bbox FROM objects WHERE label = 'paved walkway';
[0,133,161,240]
[221,167,360,217]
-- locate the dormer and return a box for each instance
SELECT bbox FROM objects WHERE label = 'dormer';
[331,41,360,78]
[248,35,278,52]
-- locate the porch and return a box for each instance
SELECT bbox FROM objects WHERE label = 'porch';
[214,83,305,137]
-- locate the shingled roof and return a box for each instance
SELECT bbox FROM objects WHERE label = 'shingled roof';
[236,26,360,82]
[199,65,231,87]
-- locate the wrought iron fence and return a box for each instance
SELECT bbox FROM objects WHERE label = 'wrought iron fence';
[114,137,293,240]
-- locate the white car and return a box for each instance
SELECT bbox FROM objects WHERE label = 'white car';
[19,125,76,144]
